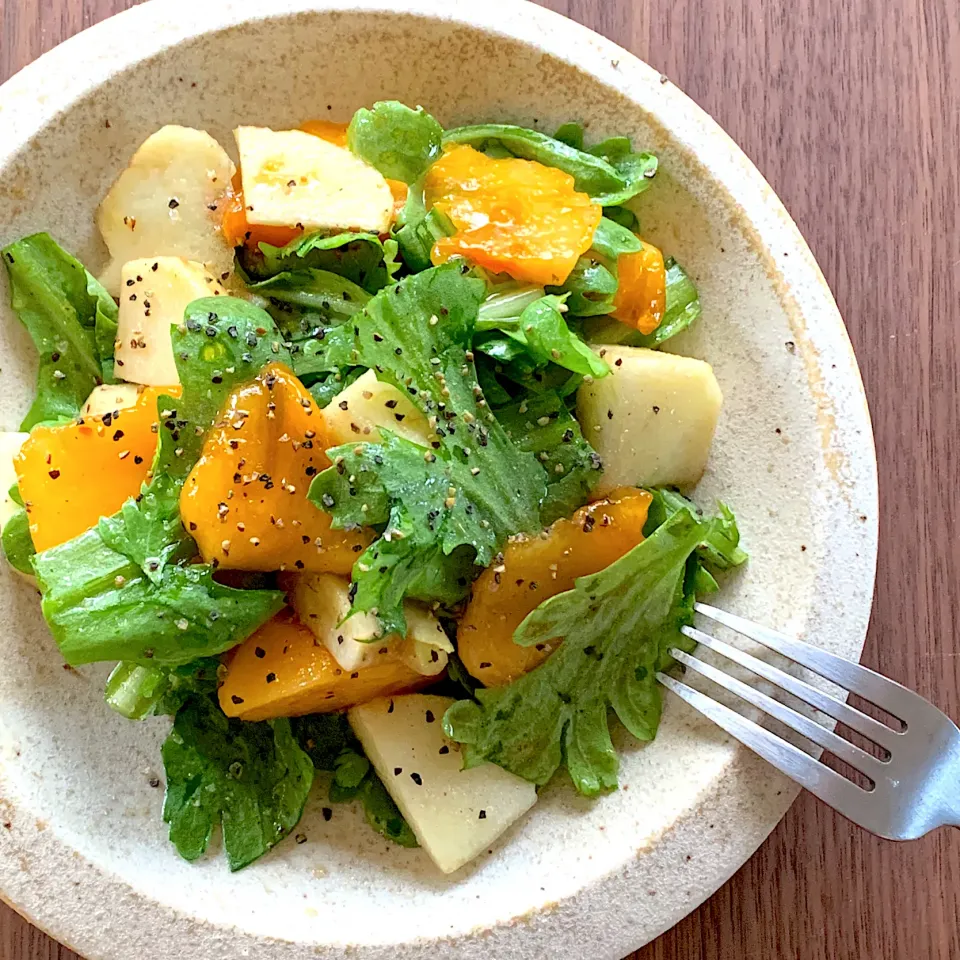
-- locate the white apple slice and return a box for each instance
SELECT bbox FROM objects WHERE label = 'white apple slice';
[323,370,430,447]
[97,125,235,296]
[81,383,142,419]
[577,345,722,494]
[350,694,537,874]
[290,573,450,676]
[114,257,226,386]
[235,126,393,234]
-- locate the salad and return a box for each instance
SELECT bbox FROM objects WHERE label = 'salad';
[0,101,745,875]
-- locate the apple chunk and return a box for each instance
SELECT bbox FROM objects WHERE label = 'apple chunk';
[349,694,537,873]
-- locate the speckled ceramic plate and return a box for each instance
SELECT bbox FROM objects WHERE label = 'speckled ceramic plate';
[0,2,878,958]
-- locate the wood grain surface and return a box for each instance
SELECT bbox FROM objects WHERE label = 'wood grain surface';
[0,0,957,957]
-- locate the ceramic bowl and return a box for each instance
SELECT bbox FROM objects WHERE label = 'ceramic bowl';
[0,2,877,958]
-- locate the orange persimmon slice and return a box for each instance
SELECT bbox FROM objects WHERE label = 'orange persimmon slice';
[457,487,653,686]
[220,609,433,720]
[611,241,667,335]
[15,386,174,552]
[179,363,371,573]
[424,143,602,286]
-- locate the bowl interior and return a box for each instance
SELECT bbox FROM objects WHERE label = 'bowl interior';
[0,4,877,958]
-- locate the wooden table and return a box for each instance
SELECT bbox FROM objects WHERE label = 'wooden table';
[1,0,957,957]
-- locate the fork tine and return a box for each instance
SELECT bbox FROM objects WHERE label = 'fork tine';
[695,603,925,726]
[657,671,874,823]
[669,647,887,780]
[681,625,900,751]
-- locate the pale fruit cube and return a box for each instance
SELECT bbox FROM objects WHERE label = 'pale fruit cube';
[323,370,430,447]
[81,383,141,419]
[96,125,235,295]
[114,257,225,386]
[291,573,450,676]
[577,345,722,494]
[235,126,393,234]
[350,695,537,874]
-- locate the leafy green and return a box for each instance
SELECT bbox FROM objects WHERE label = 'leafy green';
[553,121,585,151]
[2,233,118,429]
[308,367,365,409]
[475,295,609,380]
[476,282,545,329]
[104,656,221,721]
[547,257,618,317]
[154,296,289,479]
[36,542,284,666]
[312,432,525,634]
[544,218,641,319]
[246,269,369,380]
[1,506,35,575]
[291,713,418,847]
[584,257,702,348]
[443,505,744,795]
[96,491,192,584]
[590,217,643,260]
[644,488,748,572]
[394,184,455,273]
[104,662,171,720]
[243,231,398,291]
[348,101,443,184]
[291,713,355,769]
[444,124,657,206]
[309,263,546,633]
[357,775,419,847]
[162,693,314,871]
[497,391,602,524]
[602,205,639,231]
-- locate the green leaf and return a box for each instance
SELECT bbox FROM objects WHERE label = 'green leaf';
[497,391,603,524]
[291,712,355,770]
[37,553,284,667]
[291,713,418,847]
[590,217,643,260]
[309,263,546,632]
[476,296,610,379]
[637,257,703,346]
[644,488,748,571]
[243,231,397,291]
[1,507,36,574]
[443,124,657,206]
[394,185,455,273]
[347,101,443,184]
[154,296,289,479]
[96,495,190,584]
[104,657,221,722]
[602,205,639,231]
[443,508,713,795]
[246,269,369,380]
[104,662,172,720]
[358,774,419,847]
[476,281,546,329]
[584,257,702,348]
[312,433,517,635]
[308,367,365,409]
[545,217,643,319]
[553,121,585,151]
[2,233,117,429]
[547,257,619,317]
[162,694,314,871]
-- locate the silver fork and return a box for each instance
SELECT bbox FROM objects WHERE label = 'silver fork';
[657,602,960,840]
